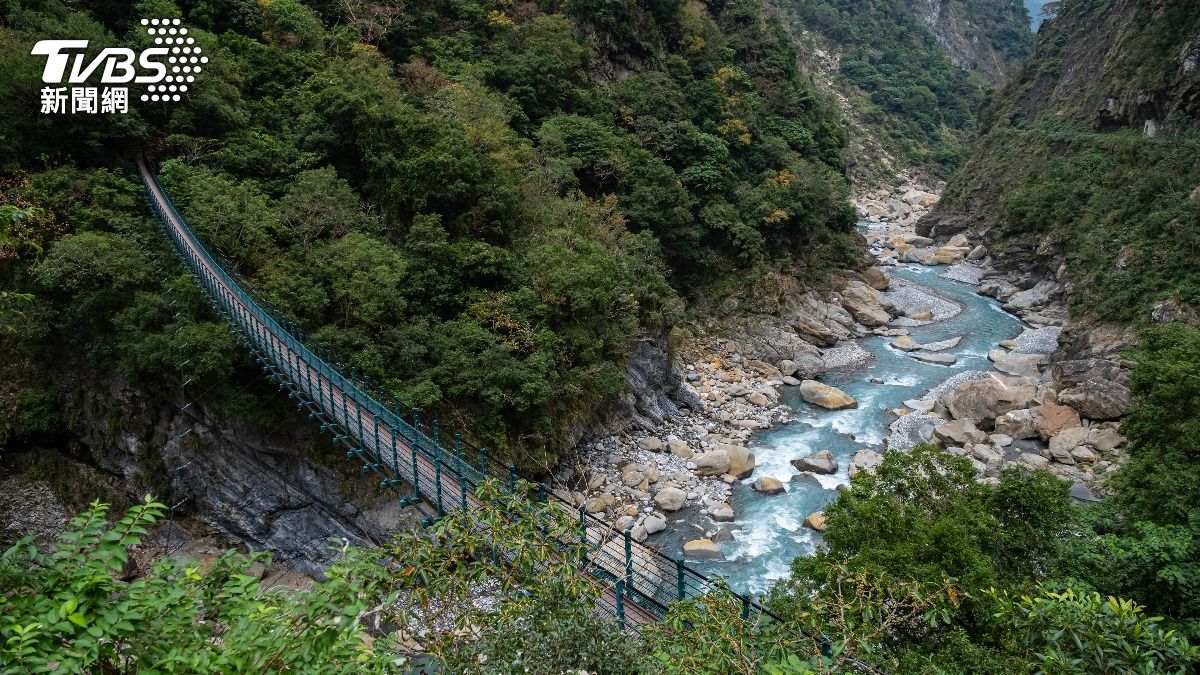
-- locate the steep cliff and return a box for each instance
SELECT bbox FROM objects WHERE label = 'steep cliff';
[921,0,1200,332]
[777,0,1033,179]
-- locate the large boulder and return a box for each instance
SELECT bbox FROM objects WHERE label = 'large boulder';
[803,511,828,532]
[995,408,1040,439]
[933,419,986,447]
[751,476,786,495]
[791,449,837,475]
[638,437,664,451]
[939,374,1037,425]
[800,380,857,410]
[912,352,956,365]
[892,335,923,352]
[710,503,735,522]
[840,283,891,327]
[667,438,693,459]
[988,349,1046,378]
[1058,381,1131,420]
[653,487,686,512]
[724,444,756,480]
[1049,427,1090,457]
[692,448,732,476]
[862,267,890,291]
[683,538,725,560]
[1034,403,1081,441]
[1088,426,1125,453]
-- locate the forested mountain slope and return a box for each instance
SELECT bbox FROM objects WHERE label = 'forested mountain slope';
[922,0,1200,326]
[776,0,1033,179]
[0,0,854,538]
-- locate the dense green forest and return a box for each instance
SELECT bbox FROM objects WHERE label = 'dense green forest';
[0,0,856,465]
[786,0,1032,174]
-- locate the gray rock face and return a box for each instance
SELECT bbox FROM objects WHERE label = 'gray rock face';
[995,408,1040,439]
[1058,381,1132,420]
[839,283,891,327]
[791,450,837,475]
[66,377,413,577]
[578,329,702,442]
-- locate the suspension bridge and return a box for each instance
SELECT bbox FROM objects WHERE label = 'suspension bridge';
[138,157,835,642]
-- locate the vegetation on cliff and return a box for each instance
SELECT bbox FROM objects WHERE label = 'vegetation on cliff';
[783,0,1033,175]
[0,0,855,468]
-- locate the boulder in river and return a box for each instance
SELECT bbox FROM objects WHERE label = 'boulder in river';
[995,408,1040,439]
[908,309,934,321]
[751,477,786,495]
[683,538,725,560]
[892,335,923,351]
[799,380,857,410]
[911,352,956,365]
[791,449,837,474]
[803,511,828,532]
[862,267,890,291]
[643,514,667,535]
[840,283,891,327]
[1033,403,1081,441]
[724,444,756,480]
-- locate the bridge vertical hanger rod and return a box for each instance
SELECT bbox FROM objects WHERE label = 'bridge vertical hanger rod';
[624,530,633,593]
[578,505,587,563]
[508,465,516,492]
[676,560,686,601]
[434,457,444,518]
[616,580,626,630]
[480,447,488,477]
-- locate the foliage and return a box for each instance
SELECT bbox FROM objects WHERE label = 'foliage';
[988,584,1200,674]
[1109,324,1200,523]
[0,497,399,673]
[786,0,1032,173]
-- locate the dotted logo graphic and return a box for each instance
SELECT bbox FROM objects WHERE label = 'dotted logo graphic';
[139,18,207,103]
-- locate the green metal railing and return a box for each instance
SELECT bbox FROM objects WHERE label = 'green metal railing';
[137,159,822,638]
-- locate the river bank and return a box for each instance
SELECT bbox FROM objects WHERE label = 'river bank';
[563,176,1131,594]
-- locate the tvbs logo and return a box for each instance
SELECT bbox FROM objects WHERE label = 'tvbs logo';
[32,18,207,114]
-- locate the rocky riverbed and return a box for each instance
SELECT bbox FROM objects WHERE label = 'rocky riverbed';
[561,176,1132,590]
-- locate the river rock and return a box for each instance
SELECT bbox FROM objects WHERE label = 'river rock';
[1088,427,1125,453]
[630,525,647,543]
[1034,403,1081,441]
[803,511,828,532]
[1058,381,1131,420]
[725,444,756,480]
[692,449,731,476]
[585,493,615,514]
[1071,446,1098,463]
[653,487,686,512]
[988,350,1046,378]
[908,309,934,321]
[967,244,987,261]
[892,335,923,351]
[777,359,798,376]
[751,477,786,495]
[934,419,986,447]
[1052,360,1131,420]
[1018,453,1050,469]
[711,503,735,522]
[903,399,936,412]
[1049,427,1090,457]
[934,246,969,265]
[638,437,664,451]
[849,449,884,477]
[668,439,694,459]
[912,352,956,365]
[940,374,1037,425]
[683,538,725,561]
[994,408,1040,439]
[782,376,801,386]
[643,514,667,535]
[840,283,891,327]
[792,449,837,474]
[621,470,645,487]
[989,433,1013,447]
[862,267,890,290]
[799,380,857,410]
